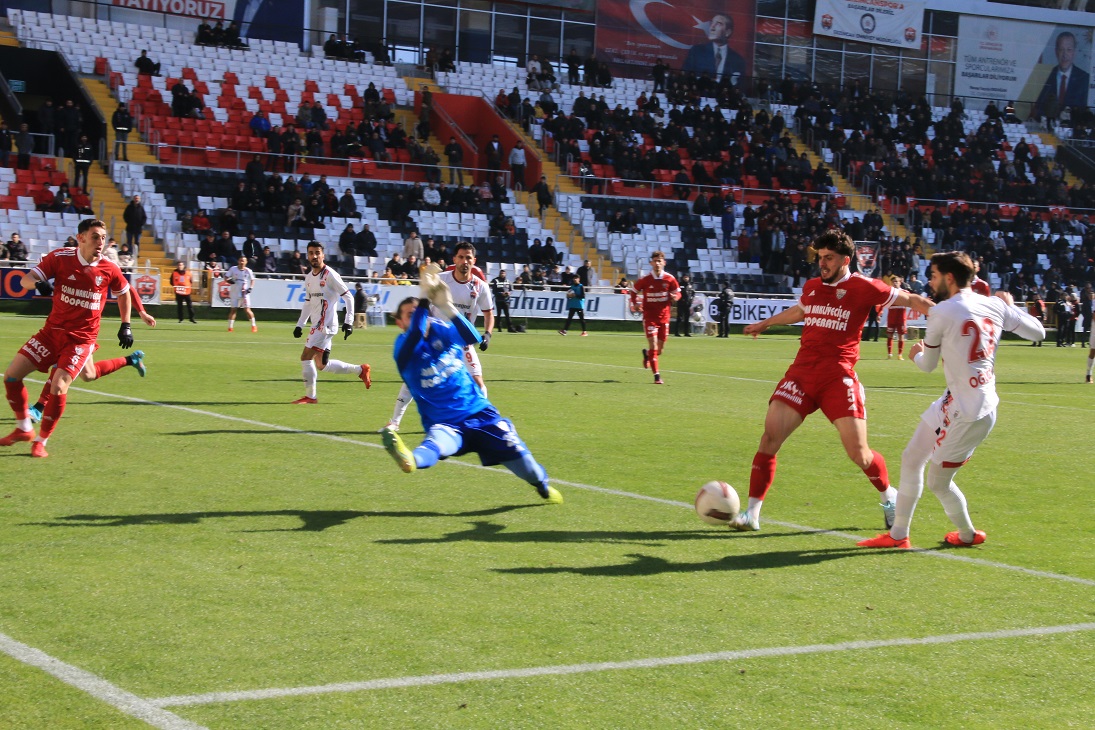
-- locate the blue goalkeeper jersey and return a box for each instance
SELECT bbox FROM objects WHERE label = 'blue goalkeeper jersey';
[393,302,490,429]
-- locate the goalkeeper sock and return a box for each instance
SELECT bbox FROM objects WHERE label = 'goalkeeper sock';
[301,360,317,399]
[502,453,549,490]
[322,359,358,375]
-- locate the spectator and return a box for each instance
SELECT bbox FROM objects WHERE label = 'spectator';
[249,111,271,137]
[134,50,161,76]
[73,135,93,191]
[356,224,378,256]
[531,175,553,218]
[13,122,31,170]
[4,232,27,261]
[122,194,147,257]
[32,183,55,212]
[403,230,424,260]
[102,237,121,265]
[117,243,134,268]
[112,103,133,161]
[339,224,358,257]
[508,141,527,190]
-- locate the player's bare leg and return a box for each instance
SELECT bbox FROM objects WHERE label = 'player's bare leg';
[732,400,803,531]
[834,415,897,527]
[2,354,38,447]
[296,347,370,404]
[31,352,145,423]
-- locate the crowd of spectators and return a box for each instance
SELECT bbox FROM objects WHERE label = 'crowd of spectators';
[322,33,392,66]
[194,19,248,49]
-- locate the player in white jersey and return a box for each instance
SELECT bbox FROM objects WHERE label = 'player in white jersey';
[858,251,1045,549]
[224,256,258,332]
[383,242,494,431]
[292,242,371,404]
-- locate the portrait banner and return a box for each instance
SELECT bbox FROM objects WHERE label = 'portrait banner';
[813,0,924,50]
[596,0,755,81]
[955,16,1095,110]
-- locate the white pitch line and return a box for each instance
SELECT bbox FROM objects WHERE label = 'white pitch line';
[150,622,1095,707]
[0,631,207,729]
[57,381,1095,587]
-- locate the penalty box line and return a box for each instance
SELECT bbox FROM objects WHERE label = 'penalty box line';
[58,381,1095,589]
[150,622,1095,707]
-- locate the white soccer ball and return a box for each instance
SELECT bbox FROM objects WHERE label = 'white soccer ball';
[694,481,740,526]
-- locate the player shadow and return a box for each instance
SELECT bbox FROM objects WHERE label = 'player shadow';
[92,400,295,407]
[378,520,784,547]
[486,378,624,384]
[26,505,536,533]
[495,547,868,577]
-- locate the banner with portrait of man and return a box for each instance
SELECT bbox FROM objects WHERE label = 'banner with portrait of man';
[955,17,1095,114]
[596,0,756,83]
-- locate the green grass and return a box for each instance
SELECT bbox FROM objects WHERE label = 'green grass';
[0,312,1093,729]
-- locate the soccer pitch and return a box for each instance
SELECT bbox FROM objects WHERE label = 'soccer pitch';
[1,311,1092,729]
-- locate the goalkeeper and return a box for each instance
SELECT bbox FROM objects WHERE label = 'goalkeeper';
[381,270,562,504]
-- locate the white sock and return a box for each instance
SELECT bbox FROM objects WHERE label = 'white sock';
[882,486,898,503]
[1087,357,1094,377]
[228,317,235,329]
[250,316,256,327]
[301,360,317,398]
[34,436,47,445]
[391,383,412,425]
[322,359,359,375]
[890,421,934,540]
[17,417,31,431]
[746,497,763,519]
[927,463,975,542]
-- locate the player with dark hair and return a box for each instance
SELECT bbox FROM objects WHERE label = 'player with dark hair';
[631,251,680,385]
[734,230,934,531]
[2,219,135,458]
[382,275,562,505]
[292,241,371,404]
[858,251,1045,548]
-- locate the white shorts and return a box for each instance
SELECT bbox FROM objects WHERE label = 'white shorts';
[463,344,483,378]
[920,392,996,468]
[305,327,334,352]
[231,291,251,308]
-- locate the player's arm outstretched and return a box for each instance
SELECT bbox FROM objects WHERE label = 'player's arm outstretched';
[892,289,934,316]
[996,290,1046,342]
[743,303,805,337]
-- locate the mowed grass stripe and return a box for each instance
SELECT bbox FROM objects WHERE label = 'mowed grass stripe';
[149,622,1095,707]
[55,379,1095,588]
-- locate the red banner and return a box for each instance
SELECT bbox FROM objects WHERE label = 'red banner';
[596,0,756,78]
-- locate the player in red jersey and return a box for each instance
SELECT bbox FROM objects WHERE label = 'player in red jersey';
[630,251,681,384]
[970,259,990,296]
[735,231,933,531]
[884,277,910,360]
[1,219,135,458]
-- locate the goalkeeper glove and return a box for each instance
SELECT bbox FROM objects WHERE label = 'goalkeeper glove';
[293,326,302,338]
[479,330,491,351]
[429,281,458,320]
[342,322,353,340]
[117,322,133,349]
[34,280,54,296]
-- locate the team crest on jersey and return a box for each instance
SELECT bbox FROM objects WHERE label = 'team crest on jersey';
[836,289,847,299]
[95,275,104,286]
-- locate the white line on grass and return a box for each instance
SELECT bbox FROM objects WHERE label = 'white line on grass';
[55,381,1095,588]
[0,631,207,729]
[149,622,1095,707]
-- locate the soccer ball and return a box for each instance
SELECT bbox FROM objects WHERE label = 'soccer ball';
[694,481,740,526]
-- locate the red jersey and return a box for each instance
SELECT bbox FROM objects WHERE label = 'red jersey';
[32,248,130,341]
[632,272,680,324]
[793,272,897,373]
[970,276,990,296]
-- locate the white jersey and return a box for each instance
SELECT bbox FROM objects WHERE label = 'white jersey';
[438,270,494,324]
[918,290,1045,419]
[225,266,255,298]
[297,265,352,334]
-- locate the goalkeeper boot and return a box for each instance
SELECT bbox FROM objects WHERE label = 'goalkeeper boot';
[383,428,416,473]
[856,533,911,549]
[537,485,564,504]
[944,530,986,546]
[28,404,43,424]
[127,350,146,377]
[881,500,896,530]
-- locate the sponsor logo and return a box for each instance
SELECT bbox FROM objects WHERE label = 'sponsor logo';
[775,380,804,406]
[24,336,50,362]
[821,13,833,30]
[510,293,601,316]
[112,0,227,19]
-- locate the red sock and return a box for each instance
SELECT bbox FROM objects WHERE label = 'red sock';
[886,335,893,354]
[650,352,659,373]
[748,451,777,500]
[37,374,53,407]
[863,449,890,492]
[5,378,28,419]
[38,393,66,440]
[94,357,128,378]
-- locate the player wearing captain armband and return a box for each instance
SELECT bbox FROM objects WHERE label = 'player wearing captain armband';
[291,241,371,404]
[224,255,257,332]
[858,251,1045,549]
[381,272,561,505]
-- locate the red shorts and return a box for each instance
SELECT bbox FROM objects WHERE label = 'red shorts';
[644,320,669,342]
[886,309,908,334]
[770,367,867,422]
[18,327,96,378]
